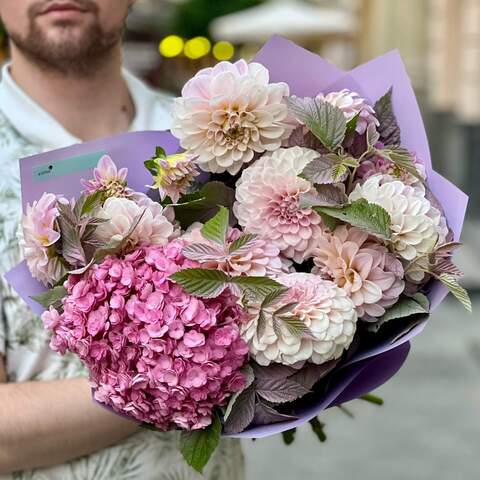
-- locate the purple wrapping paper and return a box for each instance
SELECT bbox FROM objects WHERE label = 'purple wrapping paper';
[4,36,468,439]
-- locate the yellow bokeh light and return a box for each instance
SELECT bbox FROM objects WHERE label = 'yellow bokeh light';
[159,35,184,58]
[184,37,211,60]
[212,41,235,61]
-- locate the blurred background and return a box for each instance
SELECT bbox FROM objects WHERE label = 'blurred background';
[1,0,479,478]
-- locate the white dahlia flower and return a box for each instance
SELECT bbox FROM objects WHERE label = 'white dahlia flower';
[171,60,291,175]
[96,197,174,248]
[349,175,447,261]
[316,89,379,135]
[241,273,357,366]
[233,147,323,263]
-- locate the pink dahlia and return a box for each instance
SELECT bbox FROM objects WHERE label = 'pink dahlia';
[181,224,291,277]
[312,225,405,320]
[21,193,66,286]
[316,89,379,134]
[233,147,323,263]
[42,241,249,430]
[81,155,129,197]
[241,273,357,365]
[171,60,291,174]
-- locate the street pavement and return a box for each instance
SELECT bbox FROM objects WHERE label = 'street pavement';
[243,296,480,480]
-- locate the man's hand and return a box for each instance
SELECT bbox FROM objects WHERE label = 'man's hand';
[0,356,140,474]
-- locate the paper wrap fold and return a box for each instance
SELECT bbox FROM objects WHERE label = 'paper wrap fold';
[4,37,468,438]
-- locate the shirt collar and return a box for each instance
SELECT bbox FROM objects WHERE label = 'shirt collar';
[0,63,172,151]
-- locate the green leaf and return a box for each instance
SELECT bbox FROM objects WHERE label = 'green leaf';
[331,163,348,182]
[170,268,229,298]
[380,293,430,323]
[260,287,289,310]
[144,159,158,176]
[179,413,221,473]
[287,96,347,151]
[374,87,401,146]
[201,206,229,245]
[377,146,425,184]
[360,393,384,406]
[31,285,67,310]
[309,417,327,443]
[173,182,235,230]
[274,315,312,338]
[228,234,258,255]
[80,191,104,217]
[345,113,359,136]
[155,146,167,159]
[318,211,342,232]
[282,428,297,445]
[314,199,391,239]
[437,274,472,312]
[230,276,283,298]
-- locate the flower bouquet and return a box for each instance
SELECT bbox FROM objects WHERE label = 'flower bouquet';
[6,37,469,473]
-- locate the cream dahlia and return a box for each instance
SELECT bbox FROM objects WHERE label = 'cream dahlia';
[182,224,290,277]
[312,225,405,320]
[96,197,174,248]
[20,193,66,286]
[241,273,357,366]
[171,60,291,175]
[349,175,447,261]
[316,89,379,134]
[233,147,323,263]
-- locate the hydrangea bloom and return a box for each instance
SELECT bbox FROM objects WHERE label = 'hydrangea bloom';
[312,225,405,320]
[233,147,323,263]
[172,60,291,174]
[20,193,66,286]
[241,273,357,366]
[81,155,129,197]
[349,175,448,260]
[316,89,379,134]
[41,241,249,430]
[182,224,291,277]
[148,152,199,203]
[96,197,174,248]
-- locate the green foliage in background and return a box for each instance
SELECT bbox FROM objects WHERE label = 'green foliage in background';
[172,0,264,38]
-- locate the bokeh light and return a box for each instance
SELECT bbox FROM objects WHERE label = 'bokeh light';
[212,41,235,61]
[159,35,184,58]
[184,36,211,60]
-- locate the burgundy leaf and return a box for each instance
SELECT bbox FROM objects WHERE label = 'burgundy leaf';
[289,360,340,390]
[253,402,298,426]
[256,377,310,404]
[222,385,256,434]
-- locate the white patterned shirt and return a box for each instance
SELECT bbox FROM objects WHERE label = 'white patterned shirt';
[0,64,244,480]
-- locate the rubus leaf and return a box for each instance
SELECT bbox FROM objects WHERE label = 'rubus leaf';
[369,293,430,331]
[273,315,312,338]
[300,155,338,185]
[331,163,348,182]
[433,241,462,256]
[260,287,289,310]
[309,417,327,442]
[377,146,425,184]
[345,113,359,136]
[58,216,86,267]
[374,87,401,146]
[253,402,297,425]
[314,199,391,239]
[287,96,347,151]
[286,125,328,151]
[222,385,256,435]
[437,273,472,312]
[201,206,229,245]
[31,285,67,309]
[289,359,340,390]
[230,276,283,298]
[223,366,255,422]
[182,243,225,262]
[79,191,104,217]
[273,302,298,316]
[173,182,235,229]
[228,234,259,255]
[299,185,348,210]
[252,363,298,380]
[432,258,464,277]
[256,377,310,404]
[169,268,229,298]
[282,428,297,445]
[366,122,380,148]
[179,413,221,473]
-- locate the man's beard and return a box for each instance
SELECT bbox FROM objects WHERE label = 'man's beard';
[8,0,125,76]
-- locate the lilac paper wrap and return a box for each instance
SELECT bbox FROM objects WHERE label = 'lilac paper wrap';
[4,37,468,439]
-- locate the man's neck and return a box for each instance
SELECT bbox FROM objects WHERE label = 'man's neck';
[9,45,135,141]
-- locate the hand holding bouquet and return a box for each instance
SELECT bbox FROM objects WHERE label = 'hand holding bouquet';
[9,37,470,473]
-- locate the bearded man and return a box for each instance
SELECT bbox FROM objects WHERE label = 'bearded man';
[0,1,244,478]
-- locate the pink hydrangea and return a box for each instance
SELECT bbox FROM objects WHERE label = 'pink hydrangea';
[21,193,66,286]
[42,240,249,430]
